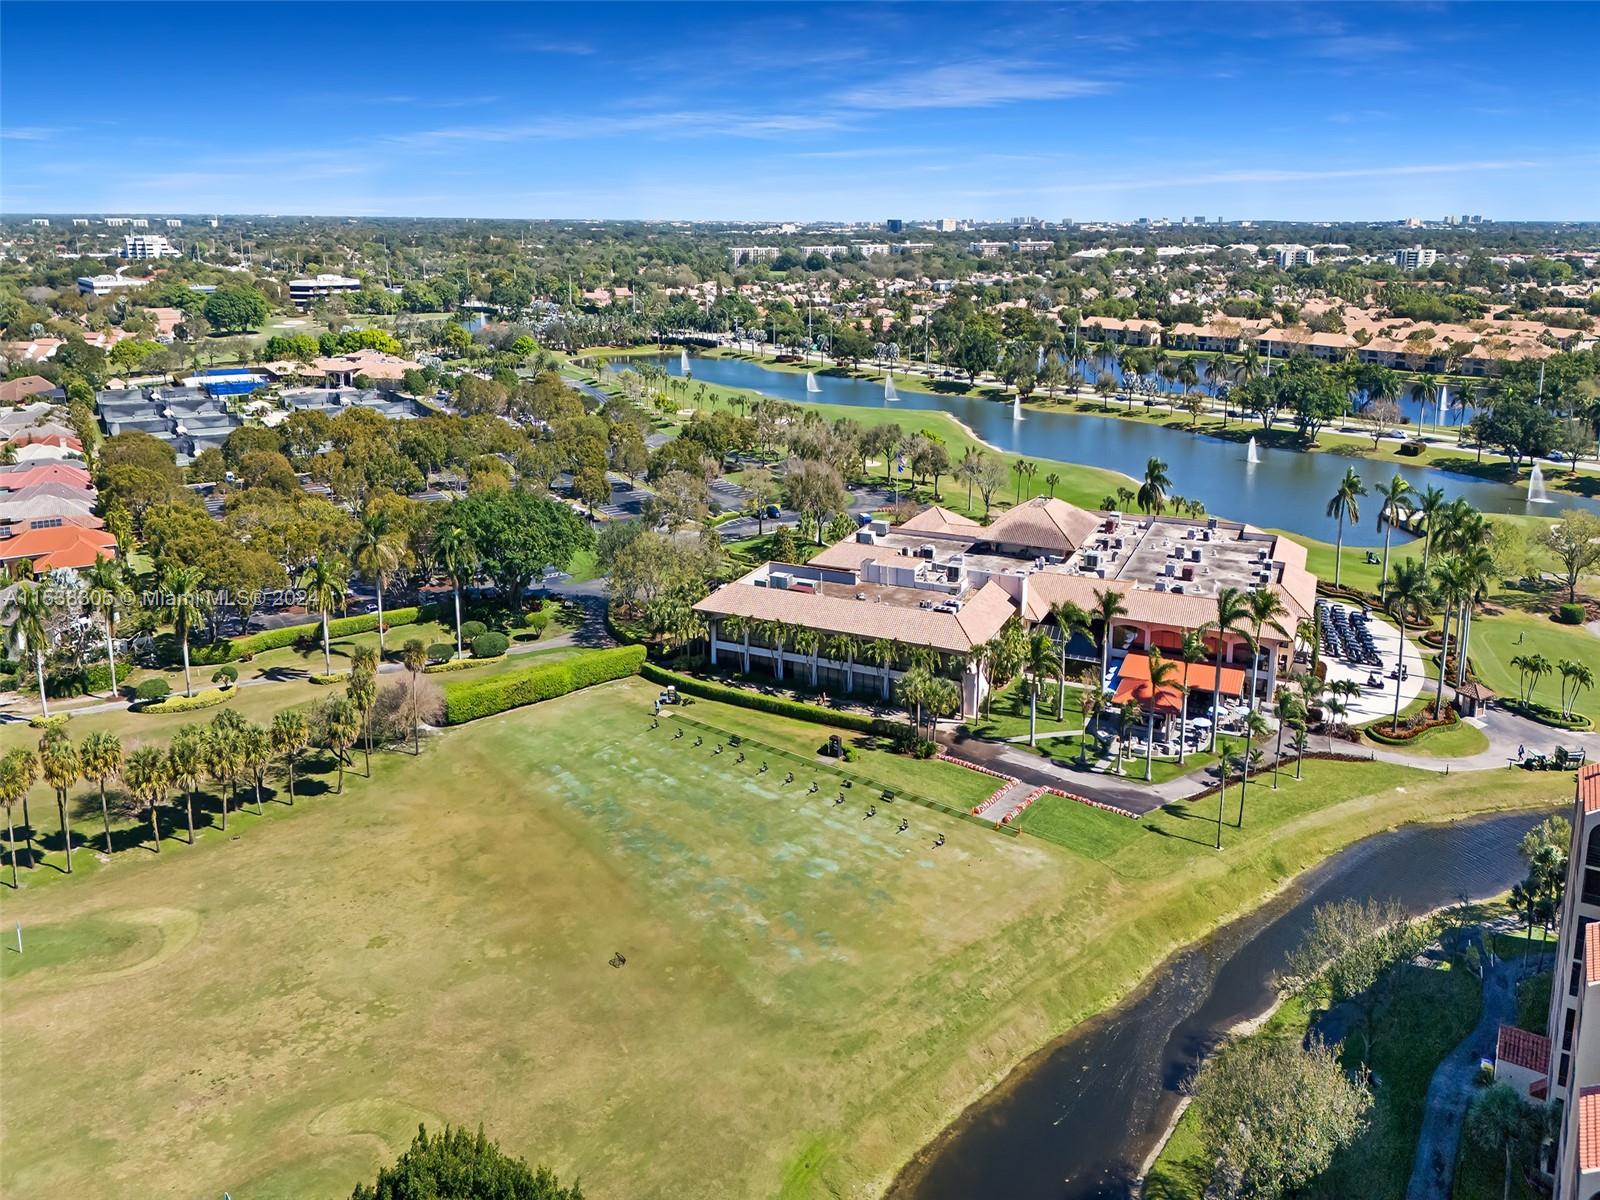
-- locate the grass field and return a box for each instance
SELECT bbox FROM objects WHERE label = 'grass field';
[0,678,1573,1199]
[1463,608,1600,726]
[1362,719,1491,758]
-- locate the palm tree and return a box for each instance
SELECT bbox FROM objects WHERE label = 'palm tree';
[1091,587,1129,701]
[1144,650,1180,781]
[323,697,360,794]
[1324,467,1367,588]
[863,637,896,701]
[1292,723,1310,781]
[38,728,80,872]
[1431,555,1471,717]
[1137,456,1172,515]
[298,557,349,677]
[158,564,209,698]
[203,722,242,832]
[79,730,123,855]
[1209,587,1251,751]
[348,644,378,775]
[1050,601,1091,720]
[1025,631,1058,747]
[823,634,856,695]
[1383,559,1431,731]
[1235,709,1270,829]
[1271,688,1304,789]
[271,709,310,803]
[1044,471,1060,499]
[401,638,428,753]
[240,723,272,815]
[0,749,35,887]
[1373,474,1413,600]
[84,553,125,697]
[792,626,822,689]
[1244,588,1290,711]
[1413,485,1448,577]
[1077,688,1099,765]
[167,724,206,843]
[434,520,477,659]
[351,509,403,656]
[1561,661,1594,720]
[4,580,54,717]
[122,746,168,853]
[1177,630,1206,764]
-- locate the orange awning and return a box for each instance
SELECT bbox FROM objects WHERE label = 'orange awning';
[1118,653,1245,697]
[1112,674,1184,715]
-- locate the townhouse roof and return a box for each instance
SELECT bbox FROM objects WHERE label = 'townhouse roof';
[897,505,981,534]
[0,463,93,492]
[1495,1024,1550,1074]
[1582,762,1600,815]
[1580,1087,1600,1172]
[0,493,101,522]
[0,525,116,570]
[0,482,98,513]
[311,349,420,380]
[696,576,1016,654]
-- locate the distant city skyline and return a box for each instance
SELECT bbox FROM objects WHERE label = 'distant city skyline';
[4,1,1598,221]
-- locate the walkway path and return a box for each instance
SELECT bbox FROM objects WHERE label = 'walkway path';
[1405,930,1543,1200]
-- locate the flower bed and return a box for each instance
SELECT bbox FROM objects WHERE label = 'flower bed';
[1366,707,1460,745]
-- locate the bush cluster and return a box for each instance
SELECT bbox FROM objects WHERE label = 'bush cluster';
[138,689,232,715]
[1556,602,1586,625]
[442,645,645,724]
[638,664,897,737]
[471,631,510,659]
[134,677,172,702]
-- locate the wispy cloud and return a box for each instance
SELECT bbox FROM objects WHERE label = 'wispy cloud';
[508,35,596,55]
[390,107,849,148]
[1,126,58,141]
[833,61,1110,111]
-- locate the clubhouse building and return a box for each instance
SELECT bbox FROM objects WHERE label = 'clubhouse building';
[693,497,1317,721]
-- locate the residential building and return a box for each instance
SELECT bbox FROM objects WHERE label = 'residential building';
[729,246,782,266]
[1529,764,1600,1198]
[311,349,421,387]
[967,241,1008,258]
[934,218,958,232]
[0,522,116,571]
[71,218,89,227]
[28,218,48,227]
[694,498,1315,721]
[0,377,63,405]
[165,218,182,228]
[288,273,361,308]
[1012,240,1052,253]
[120,233,179,259]
[104,217,130,227]
[1080,316,1163,347]
[77,273,146,296]
[1394,245,1439,270]
[1273,244,1316,268]
[890,243,934,255]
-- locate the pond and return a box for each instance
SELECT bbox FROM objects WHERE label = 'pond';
[607,354,1595,546]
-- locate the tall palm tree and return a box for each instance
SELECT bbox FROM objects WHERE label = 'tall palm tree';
[1271,688,1304,790]
[1091,587,1129,701]
[1431,555,1471,717]
[1413,485,1448,577]
[1050,600,1091,720]
[792,626,822,689]
[203,722,242,832]
[1559,661,1595,720]
[351,509,403,656]
[122,746,168,853]
[863,637,897,701]
[1383,558,1431,731]
[1144,650,1180,781]
[167,724,206,843]
[1177,630,1206,764]
[1077,688,1099,765]
[83,553,125,697]
[1209,587,1251,751]
[1453,541,1495,689]
[1372,473,1413,600]
[824,634,856,694]
[1235,709,1270,829]
[0,749,34,887]
[4,580,54,717]
[323,697,361,794]
[1324,467,1367,588]
[1244,587,1290,711]
[1025,631,1058,748]
[240,723,272,815]
[298,557,349,676]
[348,644,379,775]
[271,709,310,803]
[434,519,477,659]
[160,564,208,697]
[38,728,79,873]
[400,638,428,754]
[1137,456,1172,515]
[79,729,122,856]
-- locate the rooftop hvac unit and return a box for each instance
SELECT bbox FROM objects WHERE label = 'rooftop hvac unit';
[945,564,963,583]
[1171,583,1185,594]
[1156,579,1169,592]
[856,529,876,544]
[1082,551,1100,569]
[1163,562,1175,576]
[1190,547,1202,562]
[770,572,792,589]
[1207,517,1219,530]
[869,519,889,536]
[919,543,936,559]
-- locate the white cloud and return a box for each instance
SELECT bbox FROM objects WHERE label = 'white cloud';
[833,61,1109,111]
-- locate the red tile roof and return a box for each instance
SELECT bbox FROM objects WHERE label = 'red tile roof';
[1496,1024,1550,1073]
[1582,763,1600,815]
[0,463,92,492]
[1580,1087,1600,1171]
[1587,921,1600,987]
[0,525,116,571]
[0,375,57,404]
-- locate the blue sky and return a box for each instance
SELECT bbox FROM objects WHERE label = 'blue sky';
[3,2,1597,221]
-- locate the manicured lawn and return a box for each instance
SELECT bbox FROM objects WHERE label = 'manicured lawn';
[1362,719,1491,759]
[1464,608,1600,726]
[964,675,1085,741]
[0,678,1569,1200]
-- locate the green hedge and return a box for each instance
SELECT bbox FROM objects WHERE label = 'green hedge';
[1557,603,1586,625]
[182,604,443,666]
[1503,698,1594,731]
[442,645,645,725]
[424,655,506,674]
[638,664,898,737]
[138,689,232,715]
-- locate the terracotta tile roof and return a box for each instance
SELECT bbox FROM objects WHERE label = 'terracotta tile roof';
[1119,651,1246,697]
[897,505,980,534]
[695,578,1016,654]
[0,376,59,404]
[1582,763,1600,815]
[1496,1024,1550,1073]
[0,463,92,491]
[0,525,116,571]
[1580,1087,1600,1172]
[1588,921,1600,987]
[983,497,1101,556]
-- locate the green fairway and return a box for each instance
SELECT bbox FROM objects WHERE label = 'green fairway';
[1463,608,1600,725]
[0,678,1571,1200]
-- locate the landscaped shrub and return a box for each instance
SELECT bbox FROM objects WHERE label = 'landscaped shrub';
[424,655,505,674]
[460,620,488,643]
[442,645,645,724]
[134,677,171,703]
[179,604,443,665]
[638,663,899,737]
[1557,602,1586,625]
[212,664,239,688]
[523,609,552,633]
[471,631,509,659]
[309,672,345,686]
[1503,698,1593,730]
[427,642,456,664]
[139,689,232,715]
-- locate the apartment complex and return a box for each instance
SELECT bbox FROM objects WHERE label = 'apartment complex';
[1394,245,1439,270]
[693,498,1315,720]
[1273,244,1316,268]
[288,273,362,308]
[120,233,179,259]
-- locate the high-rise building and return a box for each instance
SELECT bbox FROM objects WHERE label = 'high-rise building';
[1273,244,1315,268]
[1394,245,1438,270]
[885,218,903,233]
[120,233,180,260]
